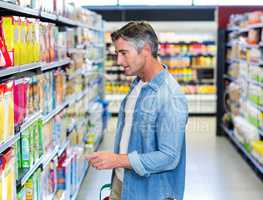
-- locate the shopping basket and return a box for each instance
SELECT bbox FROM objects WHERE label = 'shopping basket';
[99,183,111,200]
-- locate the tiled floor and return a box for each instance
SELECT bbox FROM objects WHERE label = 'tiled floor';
[77,117,263,200]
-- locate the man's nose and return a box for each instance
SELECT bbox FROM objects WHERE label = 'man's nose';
[117,54,123,66]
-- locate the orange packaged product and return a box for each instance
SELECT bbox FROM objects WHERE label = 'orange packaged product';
[248,11,263,25]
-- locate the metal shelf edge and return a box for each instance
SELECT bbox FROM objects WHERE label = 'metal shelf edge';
[40,11,57,21]
[222,125,263,174]
[41,59,71,71]
[20,111,42,133]
[0,1,39,16]
[42,146,59,169]
[43,102,68,124]
[20,156,44,186]
[57,141,70,157]
[0,133,20,153]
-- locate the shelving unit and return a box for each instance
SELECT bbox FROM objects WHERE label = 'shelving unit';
[218,9,263,177]
[222,125,263,174]
[0,1,107,199]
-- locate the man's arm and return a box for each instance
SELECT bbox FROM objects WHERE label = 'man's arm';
[128,92,188,177]
[86,152,132,170]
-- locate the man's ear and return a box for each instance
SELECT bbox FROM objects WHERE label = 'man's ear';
[143,43,152,57]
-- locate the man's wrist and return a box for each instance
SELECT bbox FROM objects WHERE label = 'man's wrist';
[116,154,131,169]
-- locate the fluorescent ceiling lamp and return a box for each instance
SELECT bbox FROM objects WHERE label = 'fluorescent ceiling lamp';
[194,0,263,5]
[74,0,118,6]
[120,0,192,6]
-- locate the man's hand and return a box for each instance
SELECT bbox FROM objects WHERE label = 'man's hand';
[86,151,131,170]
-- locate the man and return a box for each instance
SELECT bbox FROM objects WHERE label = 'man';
[87,22,188,200]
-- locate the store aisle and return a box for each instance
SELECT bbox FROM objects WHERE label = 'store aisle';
[77,117,263,200]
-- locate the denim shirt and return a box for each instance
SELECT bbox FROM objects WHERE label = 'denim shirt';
[113,69,188,200]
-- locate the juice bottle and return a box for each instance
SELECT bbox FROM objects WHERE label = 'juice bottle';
[20,17,26,65]
[13,16,21,66]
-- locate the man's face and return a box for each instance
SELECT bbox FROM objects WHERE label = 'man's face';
[113,37,146,76]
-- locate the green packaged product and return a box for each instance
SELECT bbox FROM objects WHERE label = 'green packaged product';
[31,123,37,163]
[21,128,31,168]
[38,119,43,157]
[17,186,26,200]
[15,140,21,180]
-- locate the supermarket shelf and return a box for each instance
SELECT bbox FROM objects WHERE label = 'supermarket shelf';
[68,48,87,54]
[160,53,215,57]
[222,125,263,174]
[57,16,77,27]
[159,41,215,45]
[19,156,44,186]
[77,22,103,32]
[0,62,44,79]
[224,74,237,82]
[192,66,215,70]
[57,140,70,157]
[92,59,104,65]
[42,146,59,169]
[67,67,84,81]
[0,1,39,17]
[70,134,104,200]
[20,111,42,133]
[43,102,68,124]
[249,101,263,112]
[40,11,57,21]
[0,133,20,154]
[186,94,216,101]
[71,164,89,200]
[0,1,103,30]
[247,78,263,88]
[226,59,239,65]
[41,59,71,71]
[106,94,126,101]
[67,121,77,136]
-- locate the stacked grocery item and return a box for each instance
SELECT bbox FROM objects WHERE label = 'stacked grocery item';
[224,11,263,168]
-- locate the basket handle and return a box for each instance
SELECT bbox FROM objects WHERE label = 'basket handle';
[100,183,111,200]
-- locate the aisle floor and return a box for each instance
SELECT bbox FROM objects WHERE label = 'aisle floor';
[77,117,263,200]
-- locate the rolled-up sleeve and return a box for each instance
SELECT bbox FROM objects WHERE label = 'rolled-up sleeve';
[128,92,188,177]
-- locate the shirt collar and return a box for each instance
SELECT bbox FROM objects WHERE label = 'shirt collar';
[131,65,168,92]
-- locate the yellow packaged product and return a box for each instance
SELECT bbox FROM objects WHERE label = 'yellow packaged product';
[26,19,33,63]
[13,16,21,66]
[20,17,27,65]
[3,82,14,140]
[2,148,16,200]
[252,141,263,157]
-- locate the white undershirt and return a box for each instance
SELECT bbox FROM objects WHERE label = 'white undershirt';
[115,80,147,182]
